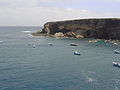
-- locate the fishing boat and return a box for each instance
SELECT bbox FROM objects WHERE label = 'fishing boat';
[74,51,81,55]
[114,50,120,54]
[70,43,78,46]
[113,62,120,67]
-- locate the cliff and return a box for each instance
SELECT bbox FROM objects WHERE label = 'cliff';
[33,18,120,40]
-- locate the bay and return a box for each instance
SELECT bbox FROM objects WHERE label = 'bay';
[0,26,120,90]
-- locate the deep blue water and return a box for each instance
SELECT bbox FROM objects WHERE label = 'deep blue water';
[0,26,120,90]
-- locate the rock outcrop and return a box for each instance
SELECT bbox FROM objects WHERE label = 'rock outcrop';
[35,18,120,40]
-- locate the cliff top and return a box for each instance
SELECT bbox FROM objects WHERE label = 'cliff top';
[46,18,120,23]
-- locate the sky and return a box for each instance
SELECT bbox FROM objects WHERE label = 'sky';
[0,0,120,26]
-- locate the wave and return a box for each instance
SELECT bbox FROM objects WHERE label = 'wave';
[111,79,120,83]
[88,71,96,74]
[0,41,3,43]
[21,31,32,33]
[82,71,94,82]
[28,34,33,36]
[115,86,119,90]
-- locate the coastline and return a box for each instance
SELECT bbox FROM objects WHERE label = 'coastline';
[31,32,120,45]
[32,18,120,44]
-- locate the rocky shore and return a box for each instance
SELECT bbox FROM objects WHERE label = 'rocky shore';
[32,18,120,40]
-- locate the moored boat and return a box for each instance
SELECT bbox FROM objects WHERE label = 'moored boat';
[48,43,53,46]
[74,51,81,55]
[113,62,120,67]
[114,50,120,54]
[32,44,36,48]
[70,43,78,46]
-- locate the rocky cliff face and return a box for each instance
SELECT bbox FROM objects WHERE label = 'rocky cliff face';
[42,18,120,39]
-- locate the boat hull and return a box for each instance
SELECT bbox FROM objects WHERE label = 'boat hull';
[113,62,120,67]
[74,51,81,55]
[114,50,120,54]
[70,43,78,46]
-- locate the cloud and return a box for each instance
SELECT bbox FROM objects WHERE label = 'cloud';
[0,6,118,26]
[104,0,120,2]
[0,0,119,26]
[0,0,55,7]
[0,0,120,8]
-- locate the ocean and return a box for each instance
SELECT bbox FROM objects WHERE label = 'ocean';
[0,26,120,90]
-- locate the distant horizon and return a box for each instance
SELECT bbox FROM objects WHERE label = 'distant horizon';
[0,17,120,27]
[0,17,120,26]
[0,25,42,27]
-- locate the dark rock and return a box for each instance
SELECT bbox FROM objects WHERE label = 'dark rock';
[41,18,120,39]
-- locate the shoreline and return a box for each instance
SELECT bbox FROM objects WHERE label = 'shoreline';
[31,32,120,45]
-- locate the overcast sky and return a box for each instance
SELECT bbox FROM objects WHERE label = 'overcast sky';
[0,0,120,26]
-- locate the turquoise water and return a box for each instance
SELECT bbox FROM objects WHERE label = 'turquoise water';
[0,26,120,90]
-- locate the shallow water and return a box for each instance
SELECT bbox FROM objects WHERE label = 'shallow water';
[0,26,120,90]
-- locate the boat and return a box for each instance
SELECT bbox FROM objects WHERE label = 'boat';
[114,50,120,54]
[48,43,53,46]
[70,43,78,46]
[113,62,120,67]
[32,44,36,48]
[74,51,81,55]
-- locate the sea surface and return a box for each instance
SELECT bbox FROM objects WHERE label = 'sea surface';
[0,26,120,90]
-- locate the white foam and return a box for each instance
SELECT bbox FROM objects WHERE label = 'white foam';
[88,71,96,74]
[86,76,93,82]
[112,79,120,83]
[115,86,119,90]
[82,72,94,82]
[21,31,32,33]
[0,41,3,43]
[28,34,33,36]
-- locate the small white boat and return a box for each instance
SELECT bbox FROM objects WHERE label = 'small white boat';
[48,43,53,46]
[74,51,81,55]
[70,43,78,46]
[113,62,120,67]
[114,50,120,54]
[32,44,36,48]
